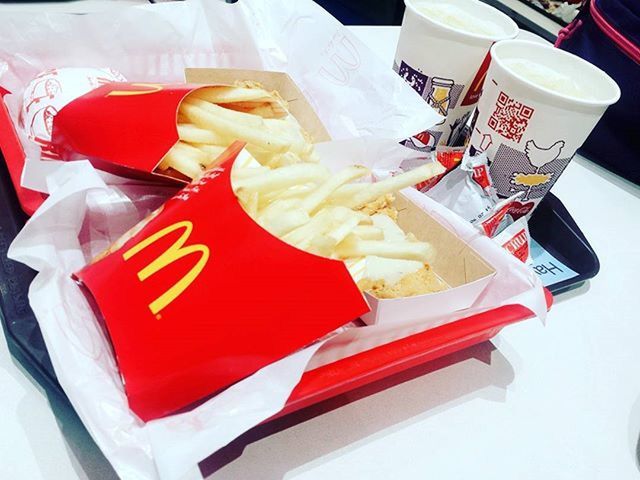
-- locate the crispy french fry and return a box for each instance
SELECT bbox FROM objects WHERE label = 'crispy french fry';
[191,86,273,104]
[259,183,316,206]
[351,225,384,240]
[327,183,370,205]
[233,163,330,194]
[178,124,230,145]
[265,152,302,168]
[222,101,288,119]
[159,144,203,179]
[195,143,227,157]
[344,163,445,209]
[371,213,406,242]
[281,209,335,249]
[192,144,230,168]
[222,101,269,110]
[231,165,271,180]
[243,144,276,165]
[326,210,363,245]
[235,189,259,218]
[173,141,209,166]
[300,165,369,214]
[257,203,310,237]
[180,102,291,153]
[335,234,435,263]
[183,97,264,128]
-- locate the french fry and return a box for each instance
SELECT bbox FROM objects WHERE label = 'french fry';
[342,163,445,209]
[231,102,288,119]
[223,101,272,110]
[233,163,330,194]
[371,213,407,242]
[191,86,273,104]
[299,165,369,214]
[335,234,435,263]
[244,144,277,165]
[235,189,259,218]
[265,152,303,168]
[351,225,384,241]
[259,183,316,206]
[327,183,370,205]
[230,164,271,180]
[257,200,310,237]
[326,209,364,245]
[159,81,317,178]
[178,124,230,145]
[173,141,209,166]
[183,97,264,128]
[193,144,228,162]
[159,144,203,179]
[281,209,336,249]
[180,102,291,153]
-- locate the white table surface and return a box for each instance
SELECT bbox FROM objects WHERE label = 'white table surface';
[1,6,640,480]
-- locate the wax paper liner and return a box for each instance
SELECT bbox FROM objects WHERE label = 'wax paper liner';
[0,0,442,194]
[8,138,545,480]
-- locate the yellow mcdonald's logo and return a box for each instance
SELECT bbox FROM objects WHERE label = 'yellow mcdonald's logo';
[106,83,163,97]
[122,221,209,315]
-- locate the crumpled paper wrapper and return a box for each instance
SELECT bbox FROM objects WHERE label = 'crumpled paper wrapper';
[9,139,546,480]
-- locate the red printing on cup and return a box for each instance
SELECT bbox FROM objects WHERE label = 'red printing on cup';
[460,51,492,107]
[74,143,369,421]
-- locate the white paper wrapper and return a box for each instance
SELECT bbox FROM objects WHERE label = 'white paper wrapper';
[21,67,127,158]
[9,138,546,480]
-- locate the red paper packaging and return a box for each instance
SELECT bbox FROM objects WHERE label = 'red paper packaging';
[74,143,369,421]
[49,68,330,183]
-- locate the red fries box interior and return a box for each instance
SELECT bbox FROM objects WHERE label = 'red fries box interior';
[75,143,369,421]
[51,68,330,183]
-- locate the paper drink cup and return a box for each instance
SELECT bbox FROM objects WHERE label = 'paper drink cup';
[394,0,518,151]
[469,40,620,218]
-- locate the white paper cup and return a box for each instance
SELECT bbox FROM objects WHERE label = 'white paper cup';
[394,0,518,151]
[469,40,620,217]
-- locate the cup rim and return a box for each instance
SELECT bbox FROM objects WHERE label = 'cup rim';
[404,0,519,42]
[490,39,621,107]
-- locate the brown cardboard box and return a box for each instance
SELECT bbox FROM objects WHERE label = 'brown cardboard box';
[361,193,495,325]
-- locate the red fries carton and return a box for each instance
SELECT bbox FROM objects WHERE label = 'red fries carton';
[50,68,330,183]
[74,143,368,421]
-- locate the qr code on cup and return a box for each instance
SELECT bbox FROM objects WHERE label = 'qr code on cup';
[487,91,534,143]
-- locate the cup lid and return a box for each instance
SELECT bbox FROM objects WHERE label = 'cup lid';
[490,39,621,107]
[404,0,519,42]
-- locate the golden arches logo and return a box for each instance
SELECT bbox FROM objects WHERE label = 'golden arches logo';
[122,221,209,315]
[106,83,163,97]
